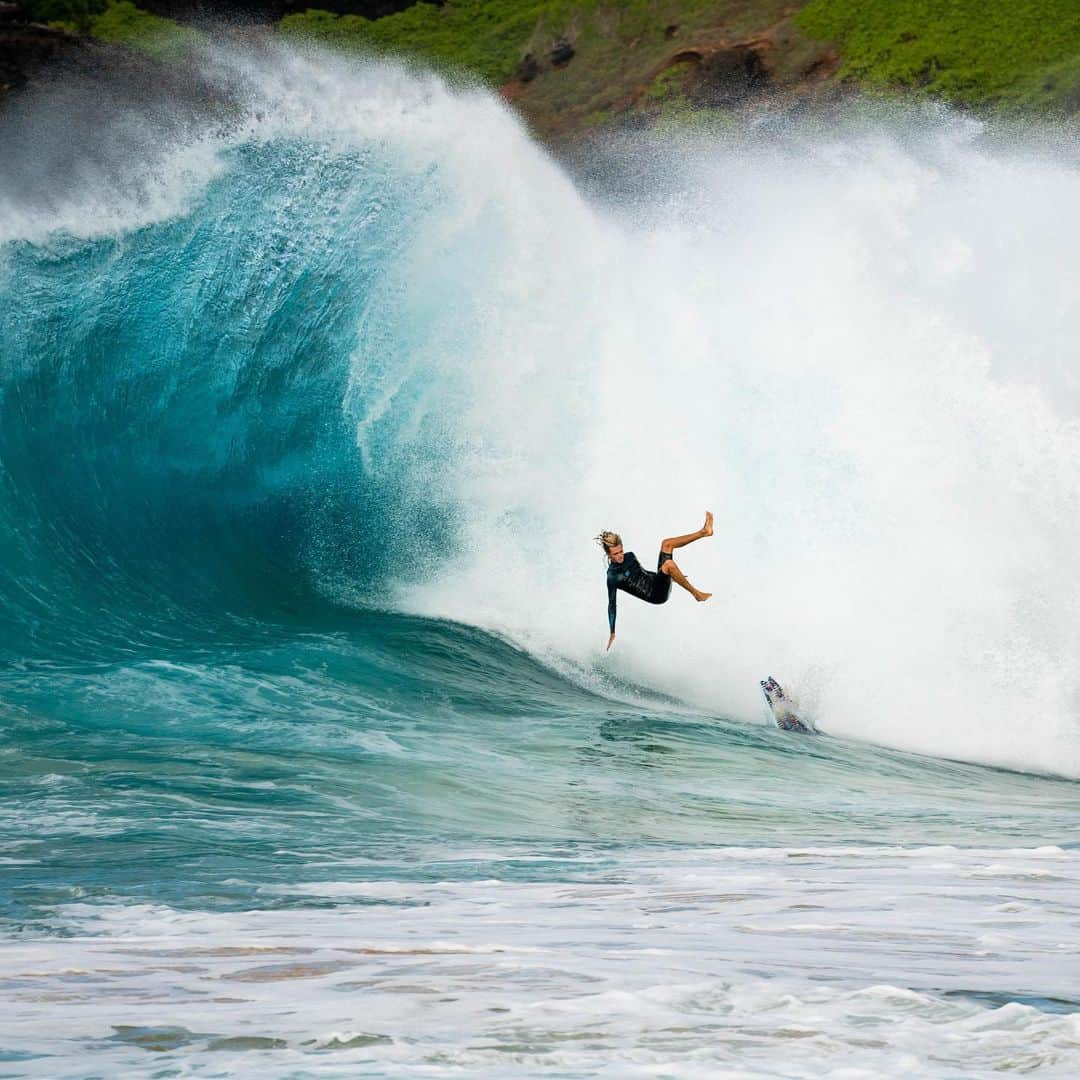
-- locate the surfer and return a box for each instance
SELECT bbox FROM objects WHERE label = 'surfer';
[598,512,713,651]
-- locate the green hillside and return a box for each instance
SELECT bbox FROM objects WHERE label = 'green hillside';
[797,0,1080,111]
[26,0,1080,134]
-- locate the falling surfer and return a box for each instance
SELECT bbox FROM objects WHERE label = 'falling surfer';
[597,512,713,651]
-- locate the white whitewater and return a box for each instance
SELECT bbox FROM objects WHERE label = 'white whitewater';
[357,78,1080,777]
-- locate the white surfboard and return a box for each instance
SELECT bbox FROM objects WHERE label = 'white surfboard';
[760,675,815,733]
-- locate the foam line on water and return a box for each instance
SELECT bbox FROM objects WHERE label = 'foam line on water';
[3,845,1079,1077]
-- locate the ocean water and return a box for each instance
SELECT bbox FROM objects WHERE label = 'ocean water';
[1,42,1079,1077]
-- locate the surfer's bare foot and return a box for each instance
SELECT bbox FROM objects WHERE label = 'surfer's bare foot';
[694,590,712,602]
[701,511,713,537]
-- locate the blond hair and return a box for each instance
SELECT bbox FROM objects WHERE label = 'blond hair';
[595,530,622,560]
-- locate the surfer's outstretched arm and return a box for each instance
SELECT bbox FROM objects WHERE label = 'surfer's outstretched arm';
[607,582,618,650]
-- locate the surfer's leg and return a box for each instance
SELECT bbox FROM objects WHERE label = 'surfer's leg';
[661,557,711,602]
[660,510,713,554]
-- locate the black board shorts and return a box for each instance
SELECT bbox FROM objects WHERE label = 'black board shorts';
[651,549,674,604]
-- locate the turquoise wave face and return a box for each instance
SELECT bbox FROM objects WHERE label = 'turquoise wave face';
[0,137,440,661]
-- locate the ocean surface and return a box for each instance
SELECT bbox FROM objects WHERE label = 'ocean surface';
[1,43,1079,1077]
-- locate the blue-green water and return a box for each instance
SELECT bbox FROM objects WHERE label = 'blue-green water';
[1,44,1079,1077]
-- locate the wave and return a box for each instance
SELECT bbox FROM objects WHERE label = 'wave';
[1,42,1079,776]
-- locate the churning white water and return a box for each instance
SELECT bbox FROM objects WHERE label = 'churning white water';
[349,80,1080,778]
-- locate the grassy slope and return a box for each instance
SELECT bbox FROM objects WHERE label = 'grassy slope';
[39,1,1080,129]
[45,0,206,61]
[797,0,1080,112]
[87,1,205,60]
[280,1,558,84]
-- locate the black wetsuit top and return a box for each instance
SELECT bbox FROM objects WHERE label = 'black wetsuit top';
[606,550,673,632]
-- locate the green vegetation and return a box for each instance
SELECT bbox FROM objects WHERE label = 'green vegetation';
[25,0,107,35]
[797,0,1080,111]
[19,0,1080,134]
[31,0,204,60]
[646,60,693,103]
[85,1,205,60]
[643,58,697,125]
[583,106,613,127]
[279,0,1080,122]
[279,1,571,84]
